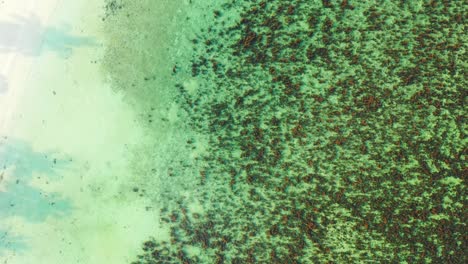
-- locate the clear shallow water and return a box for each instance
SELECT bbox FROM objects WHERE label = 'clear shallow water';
[1,0,466,263]
[1,1,156,263]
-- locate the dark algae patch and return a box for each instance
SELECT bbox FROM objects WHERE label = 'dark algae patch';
[103,0,466,263]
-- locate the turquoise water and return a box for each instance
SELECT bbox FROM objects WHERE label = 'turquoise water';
[0,0,466,263]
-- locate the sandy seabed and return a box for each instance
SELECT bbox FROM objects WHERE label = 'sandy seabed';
[1,1,168,263]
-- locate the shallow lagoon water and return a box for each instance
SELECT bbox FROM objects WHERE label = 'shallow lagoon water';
[1,0,161,263]
[1,0,466,263]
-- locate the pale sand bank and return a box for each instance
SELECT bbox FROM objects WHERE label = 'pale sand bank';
[1,0,170,263]
[0,0,60,133]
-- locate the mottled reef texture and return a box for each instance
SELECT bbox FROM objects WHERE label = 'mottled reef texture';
[113,0,465,263]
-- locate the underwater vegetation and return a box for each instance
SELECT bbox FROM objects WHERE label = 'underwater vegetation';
[103,0,466,263]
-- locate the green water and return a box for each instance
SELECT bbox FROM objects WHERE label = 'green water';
[100,0,466,263]
[1,0,465,263]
